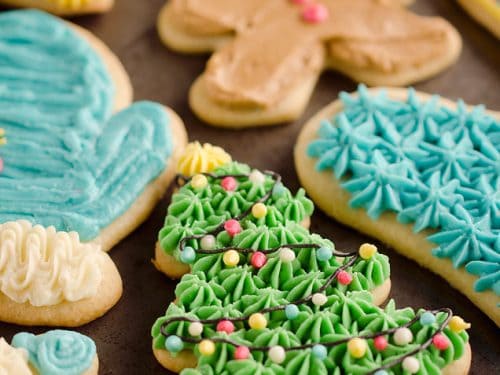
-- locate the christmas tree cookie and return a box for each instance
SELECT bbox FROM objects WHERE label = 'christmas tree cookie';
[151,143,471,374]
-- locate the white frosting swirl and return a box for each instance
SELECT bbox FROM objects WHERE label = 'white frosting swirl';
[0,220,104,306]
[0,338,31,375]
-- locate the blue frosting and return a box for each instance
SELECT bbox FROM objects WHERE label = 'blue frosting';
[0,10,173,240]
[12,330,96,375]
[307,85,500,296]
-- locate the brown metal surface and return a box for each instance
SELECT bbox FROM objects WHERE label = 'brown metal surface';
[0,0,499,374]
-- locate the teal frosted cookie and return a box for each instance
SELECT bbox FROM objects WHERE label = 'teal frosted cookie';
[0,10,187,251]
[295,85,499,326]
[151,143,471,374]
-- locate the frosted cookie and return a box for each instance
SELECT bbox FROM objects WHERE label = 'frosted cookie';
[157,0,461,128]
[151,143,471,374]
[295,85,500,326]
[458,0,500,39]
[0,221,122,326]
[7,330,99,374]
[0,10,187,251]
[0,0,114,16]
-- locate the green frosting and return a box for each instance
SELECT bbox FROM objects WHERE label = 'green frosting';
[153,162,468,374]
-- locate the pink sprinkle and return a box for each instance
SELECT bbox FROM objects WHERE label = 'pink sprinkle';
[0,158,3,173]
[373,336,388,351]
[234,346,250,360]
[216,320,235,334]
[221,176,238,191]
[337,270,353,285]
[224,219,242,237]
[432,333,449,350]
[302,3,329,23]
[291,0,312,4]
[251,252,267,269]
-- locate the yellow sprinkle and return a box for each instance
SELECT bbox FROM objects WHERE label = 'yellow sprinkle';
[248,313,267,330]
[191,174,208,190]
[347,338,367,358]
[223,250,240,267]
[359,243,377,260]
[198,340,215,356]
[177,142,231,176]
[251,203,267,219]
[448,316,471,333]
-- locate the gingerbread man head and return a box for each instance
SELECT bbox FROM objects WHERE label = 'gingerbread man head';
[159,0,461,128]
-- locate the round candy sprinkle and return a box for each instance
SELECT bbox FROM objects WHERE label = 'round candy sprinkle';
[419,311,436,326]
[191,174,208,189]
[221,176,237,191]
[199,340,216,356]
[268,346,286,364]
[374,371,389,375]
[359,243,377,260]
[291,0,311,4]
[272,183,286,198]
[252,203,267,219]
[0,158,3,174]
[402,356,420,373]
[448,316,470,333]
[216,320,235,334]
[432,333,449,350]
[373,336,388,351]
[337,270,353,285]
[316,246,333,262]
[251,251,267,269]
[347,338,367,358]
[180,246,196,264]
[234,346,250,360]
[165,335,183,353]
[279,247,296,263]
[200,235,216,250]
[249,170,266,184]
[393,327,413,346]
[224,219,242,237]
[223,250,240,267]
[312,344,328,360]
[249,313,267,330]
[311,293,327,306]
[285,304,300,320]
[302,3,329,23]
[188,322,203,337]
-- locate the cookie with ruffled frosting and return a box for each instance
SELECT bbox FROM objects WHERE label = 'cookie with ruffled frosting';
[295,85,500,327]
[157,0,461,128]
[4,330,99,375]
[0,220,122,326]
[458,0,500,38]
[0,0,113,16]
[0,10,187,251]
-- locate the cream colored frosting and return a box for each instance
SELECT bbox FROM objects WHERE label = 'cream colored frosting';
[177,142,232,175]
[170,0,453,107]
[0,220,104,307]
[0,338,31,375]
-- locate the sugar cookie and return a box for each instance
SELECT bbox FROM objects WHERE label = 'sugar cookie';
[0,0,113,16]
[295,85,500,326]
[158,0,461,128]
[0,10,187,251]
[151,143,471,374]
[457,0,500,38]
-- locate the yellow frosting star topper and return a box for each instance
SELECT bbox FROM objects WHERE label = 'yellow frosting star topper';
[177,142,231,176]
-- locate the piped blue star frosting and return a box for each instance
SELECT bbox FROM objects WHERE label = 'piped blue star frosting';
[307,85,500,296]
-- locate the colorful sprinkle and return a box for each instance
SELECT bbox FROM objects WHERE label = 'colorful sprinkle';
[432,333,449,350]
[311,292,327,306]
[316,246,333,261]
[248,313,267,330]
[272,182,287,198]
[373,336,388,351]
[448,316,471,333]
[165,335,183,353]
[191,174,208,189]
[200,235,216,250]
[251,203,268,219]
[302,3,329,23]
[234,346,250,360]
[312,344,328,360]
[419,311,436,326]
[199,340,216,356]
[251,251,267,269]
[285,304,300,320]
[223,250,240,267]
[224,219,242,237]
[337,270,353,285]
[402,356,420,373]
[359,243,377,260]
[188,322,203,337]
[279,247,296,263]
[347,338,367,358]
[221,176,237,191]
[268,346,286,364]
[216,320,235,334]
[393,327,413,346]
[180,246,196,264]
[249,170,266,184]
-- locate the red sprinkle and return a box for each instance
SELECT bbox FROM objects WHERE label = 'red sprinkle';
[291,0,312,4]
[221,176,237,191]
[234,346,250,360]
[302,3,329,23]
[337,270,353,285]
[432,333,449,350]
[251,252,267,269]
[216,320,235,334]
[224,219,242,237]
[373,336,388,351]
[0,158,3,173]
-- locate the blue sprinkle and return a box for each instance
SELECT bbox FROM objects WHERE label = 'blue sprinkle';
[165,335,184,353]
[180,246,196,264]
[316,247,333,262]
[312,344,328,360]
[420,311,436,326]
[285,304,300,320]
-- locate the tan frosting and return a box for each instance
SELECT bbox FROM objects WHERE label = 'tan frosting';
[0,338,31,375]
[0,220,104,307]
[171,0,452,107]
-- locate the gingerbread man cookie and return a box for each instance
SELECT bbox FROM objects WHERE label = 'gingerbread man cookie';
[0,10,187,251]
[151,143,471,375]
[295,85,500,326]
[0,0,114,16]
[158,0,462,128]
